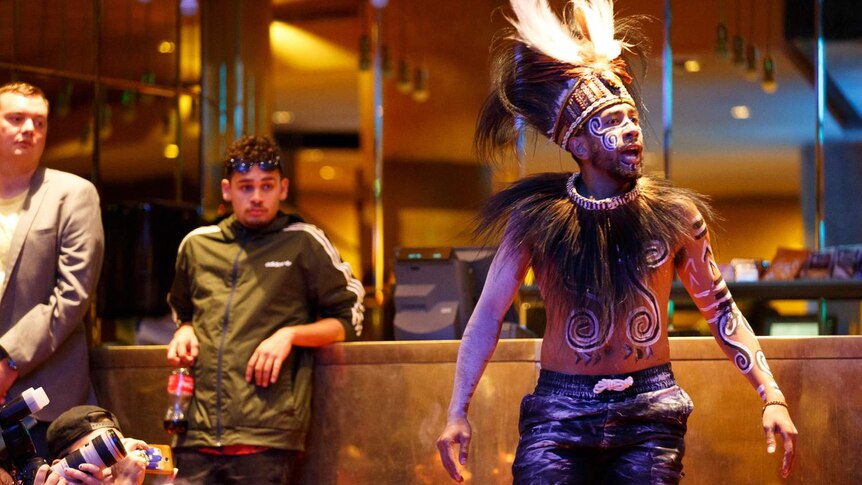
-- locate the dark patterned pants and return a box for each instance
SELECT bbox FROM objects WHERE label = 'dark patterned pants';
[513,364,693,485]
[172,448,298,485]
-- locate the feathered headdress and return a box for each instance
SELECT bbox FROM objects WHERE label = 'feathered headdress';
[508,0,627,71]
[476,0,645,161]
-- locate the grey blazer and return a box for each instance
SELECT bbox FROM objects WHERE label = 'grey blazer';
[0,167,104,421]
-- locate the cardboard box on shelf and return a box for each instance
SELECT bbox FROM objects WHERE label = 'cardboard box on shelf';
[800,249,835,280]
[730,259,760,282]
[832,246,861,279]
[762,247,810,281]
[718,263,735,282]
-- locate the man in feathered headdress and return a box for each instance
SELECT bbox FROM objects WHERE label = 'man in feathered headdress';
[436,0,797,482]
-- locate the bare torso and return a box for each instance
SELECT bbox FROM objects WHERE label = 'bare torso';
[537,246,677,376]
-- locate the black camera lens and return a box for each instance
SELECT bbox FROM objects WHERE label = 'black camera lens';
[0,388,50,485]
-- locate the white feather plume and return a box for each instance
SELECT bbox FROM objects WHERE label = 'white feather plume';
[507,0,623,69]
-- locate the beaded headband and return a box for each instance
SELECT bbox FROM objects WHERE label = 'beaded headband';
[552,69,635,148]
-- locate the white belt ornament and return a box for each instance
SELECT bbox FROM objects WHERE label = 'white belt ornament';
[593,376,634,394]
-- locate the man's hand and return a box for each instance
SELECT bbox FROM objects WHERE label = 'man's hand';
[0,362,18,404]
[120,438,149,453]
[73,464,107,484]
[246,327,295,387]
[107,440,149,485]
[763,404,798,478]
[436,415,472,483]
[31,465,58,485]
[167,325,199,367]
[33,463,103,485]
[0,467,15,485]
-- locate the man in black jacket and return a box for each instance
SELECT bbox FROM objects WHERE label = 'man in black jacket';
[167,135,364,484]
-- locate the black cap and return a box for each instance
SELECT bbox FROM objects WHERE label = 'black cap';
[46,405,122,458]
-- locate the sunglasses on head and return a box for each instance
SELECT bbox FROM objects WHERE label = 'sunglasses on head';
[227,157,281,174]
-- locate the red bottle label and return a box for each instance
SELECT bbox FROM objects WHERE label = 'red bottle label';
[167,373,195,395]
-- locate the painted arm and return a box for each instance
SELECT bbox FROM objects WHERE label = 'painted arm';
[675,209,797,478]
[436,237,530,482]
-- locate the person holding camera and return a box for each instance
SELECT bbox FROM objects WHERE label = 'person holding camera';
[26,405,149,485]
[0,81,104,458]
[166,135,364,484]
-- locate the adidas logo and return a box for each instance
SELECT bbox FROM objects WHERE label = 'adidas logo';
[264,260,293,268]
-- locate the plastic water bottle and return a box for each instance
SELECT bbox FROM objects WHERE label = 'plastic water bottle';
[163,368,193,434]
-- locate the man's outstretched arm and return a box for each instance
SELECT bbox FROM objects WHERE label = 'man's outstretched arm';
[675,208,798,478]
[437,239,529,482]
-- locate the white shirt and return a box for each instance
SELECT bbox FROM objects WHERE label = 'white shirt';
[0,191,27,288]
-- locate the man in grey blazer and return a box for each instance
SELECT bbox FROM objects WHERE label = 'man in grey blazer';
[0,82,104,458]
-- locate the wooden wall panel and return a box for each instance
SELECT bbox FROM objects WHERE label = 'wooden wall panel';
[91,337,861,484]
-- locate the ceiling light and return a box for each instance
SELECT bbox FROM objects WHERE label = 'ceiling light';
[164,144,180,159]
[319,166,336,180]
[158,41,175,54]
[358,34,371,71]
[715,22,729,58]
[272,111,294,125]
[683,60,701,73]
[305,149,324,162]
[732,34,744,65]
[412,65,429,102]
[396,58,413,93]
[730,105,750,119]
[762,55,777,93]
[744,44,758,81]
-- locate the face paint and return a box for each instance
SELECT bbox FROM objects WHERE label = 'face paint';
[587,116,625,152]
[583,105,643,176]
[586,110,640,153]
